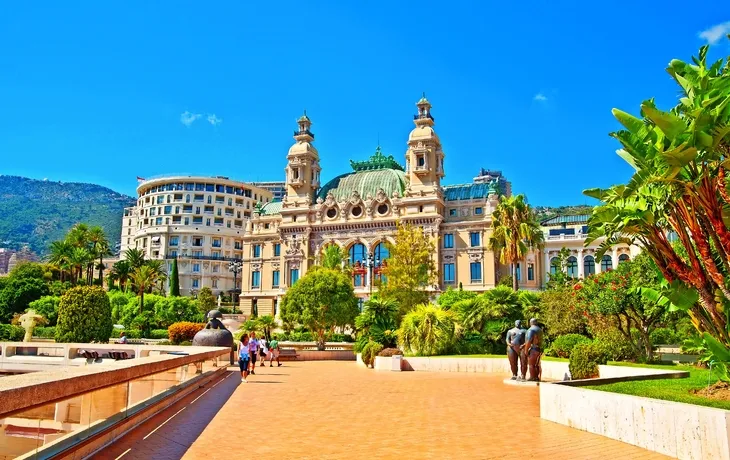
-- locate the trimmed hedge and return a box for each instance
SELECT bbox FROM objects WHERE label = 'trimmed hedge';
[0,324,24,341]
[168,322,205,344]
[149,329,169,340]
[56,286,113,343]
[548,334,592,358]
[33,327,56,339]
[272,332,354,342]
[569,342,609,380]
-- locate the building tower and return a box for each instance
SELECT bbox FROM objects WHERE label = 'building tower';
[284,111,321,205]
[405,93,445,195]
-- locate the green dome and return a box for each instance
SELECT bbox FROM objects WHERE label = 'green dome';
[318,168,407,201]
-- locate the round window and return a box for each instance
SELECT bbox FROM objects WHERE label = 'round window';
[351,206,363,217]
[377,204,389,215]
[326,208,337,219]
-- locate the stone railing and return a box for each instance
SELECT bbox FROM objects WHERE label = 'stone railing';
[0,344,230,459]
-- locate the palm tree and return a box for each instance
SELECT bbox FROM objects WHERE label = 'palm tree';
[125,248,146,269]
[362,296,398,320]
[111,260,132,291]
[454,286,520,342]
[321,244,347,270]
[488,194,544,290]
[145,260,168,295]
[256,315,277,341]
[397,304,456,356]
[88,226,111,284]
[66,223,90,248]
[69,247,92,284]
[129,265,159,313]
[585,43,730,344]
[47,240,73,282]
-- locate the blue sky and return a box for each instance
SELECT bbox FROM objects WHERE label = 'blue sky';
[0,1,728,205]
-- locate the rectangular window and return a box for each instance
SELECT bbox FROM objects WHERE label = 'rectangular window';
[184,217,190,225]
[474,207,483,215]
[254,244,261,258]
[194,194,204,202]
[528,263,534,281]
[164,205,172,214]
[183,205,193,213]
[212,265,219,273]
[449,209,457,217]
[193,250,202,257]
[515,263,521,282]
[155,217,163,225]
[169,236,179,246]
[274,243,281,257]
[193,263,200,273]
[212,279,218,288]
[212,238,221,248]
[443,263,455,283]
[192,278,199,288]
[192,217,202,224]
[170,249,178,258]
[272,270,280,287]
[290,268,299,285]
[469,232,481,247]
[206,218,211,226]
[193,237,203,246]
[470,262,482,282]
[443,233,454,249]
[252,271,261,288]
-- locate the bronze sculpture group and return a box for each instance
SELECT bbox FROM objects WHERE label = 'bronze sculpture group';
[505,319,543,382]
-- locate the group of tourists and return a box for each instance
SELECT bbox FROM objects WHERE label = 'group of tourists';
[237,331,281,383]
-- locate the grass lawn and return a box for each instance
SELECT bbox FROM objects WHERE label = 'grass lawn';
[584,365,730,411]
[434,354,568,362]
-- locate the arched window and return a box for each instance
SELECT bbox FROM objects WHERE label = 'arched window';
[186,194,191,203]
[348,243,367,265]
[583,255,595,276]
[618,254,630,264]
[567,256,578,278]
[373,242,390,266]
[601,255,613,271]
[549,257,560,274]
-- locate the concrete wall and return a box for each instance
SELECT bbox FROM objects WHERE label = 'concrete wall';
[540,383,729,459]
[401,357,571,381]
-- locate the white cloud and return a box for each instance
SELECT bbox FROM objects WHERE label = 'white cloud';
[699,21,730,44]
[533,93,548,102]
[207,114,223,126]
[180,111,201,127]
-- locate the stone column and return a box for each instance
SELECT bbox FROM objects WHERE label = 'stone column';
[577,249,584,279]
[544,250,551,285]
[612,248,619,269]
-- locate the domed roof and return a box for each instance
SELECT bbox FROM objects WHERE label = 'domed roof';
[317,147,407,201]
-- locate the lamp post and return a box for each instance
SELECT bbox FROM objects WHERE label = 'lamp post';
[365,252,379,296]
[228,260,242,305]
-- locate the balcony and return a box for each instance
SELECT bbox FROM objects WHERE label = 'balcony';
[166,253,242,262]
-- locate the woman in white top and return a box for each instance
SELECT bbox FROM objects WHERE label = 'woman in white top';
[259,337,269,366]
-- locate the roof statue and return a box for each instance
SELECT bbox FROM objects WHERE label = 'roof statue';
[349,146,405,172]
[487,180,499,195]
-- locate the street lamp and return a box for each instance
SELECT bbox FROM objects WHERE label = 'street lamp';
[228,260,242,304]
[365,252,379,296]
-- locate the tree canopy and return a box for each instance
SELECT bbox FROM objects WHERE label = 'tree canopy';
[280,267,359,350]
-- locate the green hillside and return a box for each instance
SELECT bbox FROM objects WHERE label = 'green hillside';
[0,176,134,256]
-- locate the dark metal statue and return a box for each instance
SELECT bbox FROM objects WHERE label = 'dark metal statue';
[506,320,527,380]
[524,318,544,381]
[192,310,235,364]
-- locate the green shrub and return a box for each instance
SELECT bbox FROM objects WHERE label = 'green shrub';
[168,322,205,344]
[28,296,60,326]
[327,333,355,343]
[0,324,24,341]
[398,304,456,356]
[33,326,56,339]
[56,286,113,343]
[361,341,383,368]
[436,287,477,310]
[569,342,609,380]
[149,329,170,340]
[272,332,290,341]
[450,332,493,355]
[377,347,403,357]
[154,296,203,328]
[650,327,684,346]
[121,329,142,339]
[539,287,587,337]
[593,329,637,361]
[549,334,592,358]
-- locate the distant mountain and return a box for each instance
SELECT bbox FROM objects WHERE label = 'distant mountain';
[0,176,134,256]
[534,205,594,223]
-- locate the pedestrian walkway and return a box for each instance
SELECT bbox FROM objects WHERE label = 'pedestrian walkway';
[94,361,666,459]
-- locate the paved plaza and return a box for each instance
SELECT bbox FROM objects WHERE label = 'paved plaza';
[95,361,666,460]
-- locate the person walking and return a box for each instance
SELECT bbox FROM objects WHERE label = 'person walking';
[248,331,260,375]
[259,336,269,367]
[238,334,251,383]
[268,337,281,367]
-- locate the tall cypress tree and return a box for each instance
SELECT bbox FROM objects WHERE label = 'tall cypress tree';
[169,258,180,296]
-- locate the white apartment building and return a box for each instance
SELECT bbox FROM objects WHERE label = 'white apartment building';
[120,176,273,297]
[541,214,641,283]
